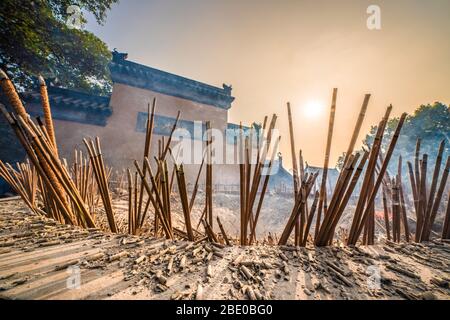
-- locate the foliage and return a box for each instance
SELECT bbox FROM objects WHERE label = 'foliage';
[336,102,450,174]
[0,0,118,95]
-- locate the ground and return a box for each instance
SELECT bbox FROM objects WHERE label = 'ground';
[105,189,298,240]
[0,199,449,300]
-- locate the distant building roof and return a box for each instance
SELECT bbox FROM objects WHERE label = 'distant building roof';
[110,51,235,110]
[304,165,340,191]
[22,87,112,126]
[305,165,340,174]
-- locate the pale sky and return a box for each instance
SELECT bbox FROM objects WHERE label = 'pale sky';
[86,0,450,170]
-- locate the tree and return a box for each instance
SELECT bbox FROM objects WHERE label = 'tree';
[335,152,347,171]
[0,0,119,95]
[340,102,450,175]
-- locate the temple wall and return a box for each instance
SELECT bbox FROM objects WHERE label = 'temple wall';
[37,83,241,185]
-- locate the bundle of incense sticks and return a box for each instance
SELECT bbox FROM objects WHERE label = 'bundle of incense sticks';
[0,159,40,215]
[72,150,98,217]
[239,113,280,245]
[407,139,449,242]
[84,137,118,233]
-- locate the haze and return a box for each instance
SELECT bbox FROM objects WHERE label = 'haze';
[86,0,450,170]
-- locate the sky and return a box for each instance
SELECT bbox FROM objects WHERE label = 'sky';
[86,0,450,170]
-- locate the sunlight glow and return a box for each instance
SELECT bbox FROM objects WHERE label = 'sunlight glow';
[303,100,325,119]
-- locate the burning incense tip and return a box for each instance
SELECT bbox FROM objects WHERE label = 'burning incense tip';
[38,75,46,86]
[0,69,8,80]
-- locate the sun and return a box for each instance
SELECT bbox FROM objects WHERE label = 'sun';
[303,100,325,119]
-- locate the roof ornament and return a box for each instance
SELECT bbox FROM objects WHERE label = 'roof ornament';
[112,49,128,62]
[222,83,232,95]
[278,152,283,165]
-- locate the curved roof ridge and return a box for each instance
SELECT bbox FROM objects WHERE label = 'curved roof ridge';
[109,57,235,110]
